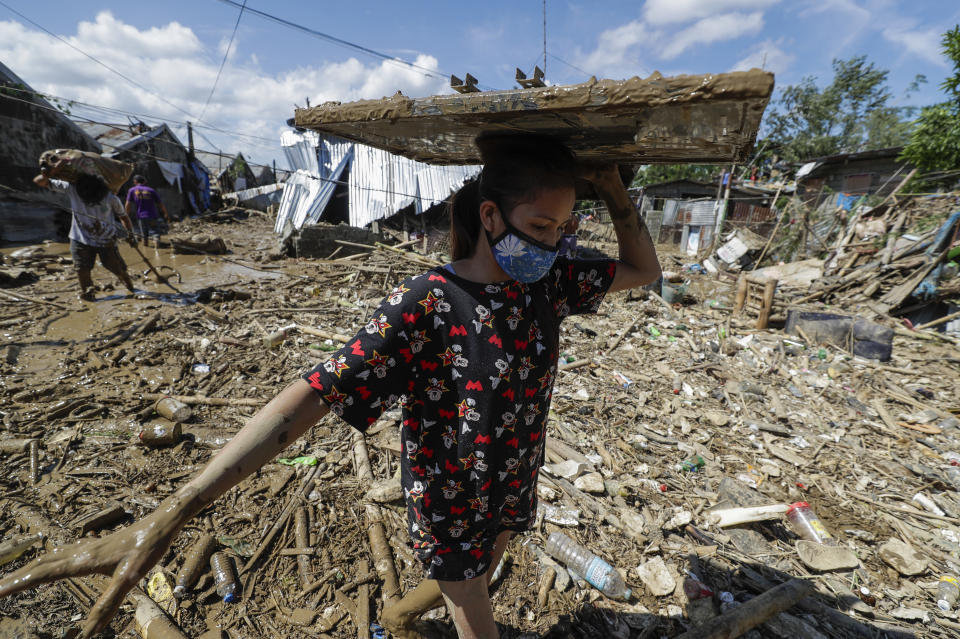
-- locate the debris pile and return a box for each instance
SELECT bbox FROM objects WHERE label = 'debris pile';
[1,209,959,638]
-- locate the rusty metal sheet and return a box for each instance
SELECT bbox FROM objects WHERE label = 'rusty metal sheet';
[294,70,774,166]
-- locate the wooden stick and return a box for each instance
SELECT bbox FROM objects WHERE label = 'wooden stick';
[127,586,190,639]
[299,325,352,343]
[604,315,642,355]
[352,430,401,606]
[734,275,748,313]
[915,309,960,331]
[673,579,814,639]
[142,393,264,407]
[558,358,592,372]
[240,464,320,575]
[294,507,312,588]
[647,290,680,318]
[95,311,160,351]
[0,288,72,310]
[756,279,777,330]
[131,243,226,322]
[750,185,785,270]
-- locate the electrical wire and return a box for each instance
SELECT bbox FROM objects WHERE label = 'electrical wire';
[199,0,246,124]
[0,0,206,126]
[213,0,450,82]
[0,84,278,148]
[547,54,591,79]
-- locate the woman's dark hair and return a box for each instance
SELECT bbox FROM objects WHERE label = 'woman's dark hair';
[75,173,110,207]
[449,134,577,260]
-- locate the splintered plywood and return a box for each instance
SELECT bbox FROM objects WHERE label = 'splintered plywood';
[294,70,774,166]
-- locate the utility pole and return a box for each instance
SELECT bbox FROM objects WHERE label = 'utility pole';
[187,121,195,161]
[712,164,735,249]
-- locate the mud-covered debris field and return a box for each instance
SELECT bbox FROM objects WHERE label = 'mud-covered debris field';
[2,208,960,639]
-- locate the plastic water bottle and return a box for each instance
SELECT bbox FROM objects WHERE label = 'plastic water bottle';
[173,533,216,599]
[210,552,240,603]
[937,576,960,611]
[544,532,631,600]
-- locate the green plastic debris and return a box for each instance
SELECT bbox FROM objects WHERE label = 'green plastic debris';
[676,456,705,472]
[648,326,661,338]
[218,535,255,557]
[278,455,319,466]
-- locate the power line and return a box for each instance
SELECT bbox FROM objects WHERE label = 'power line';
[547,53,590,79]
[213,0,448,81]
[0,84,278,148]
[199,0,247,123]
[0,1,204,125]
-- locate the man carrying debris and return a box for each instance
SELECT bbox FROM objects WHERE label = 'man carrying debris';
[2,135,661,639]
[125,174,171,243]
[33,168,137,301]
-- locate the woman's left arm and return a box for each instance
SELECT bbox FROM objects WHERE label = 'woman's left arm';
[587,166,661,292]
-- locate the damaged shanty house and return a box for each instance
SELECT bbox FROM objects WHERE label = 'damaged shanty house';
[796,146,912,210]
[273,128,479,257]
[637,178,779,257]
[0,61,102,243]
[75,120,209,219]
[194,149,260,195]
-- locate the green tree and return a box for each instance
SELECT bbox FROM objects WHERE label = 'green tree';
[900,26,960,177]
[631,163,720,187]
[763,56,914,162]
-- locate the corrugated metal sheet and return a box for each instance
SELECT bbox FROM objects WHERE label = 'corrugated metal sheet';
[274,150,352,233]
[281,130,320,174]
[678,200,718,226]
[662,199,679,226]
[275,130,479,233]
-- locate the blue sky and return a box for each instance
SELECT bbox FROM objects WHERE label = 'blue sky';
[1,1,956,168]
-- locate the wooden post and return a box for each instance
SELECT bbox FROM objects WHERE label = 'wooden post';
[750,184,785,270]
[294,507,312,588]
[673,579,814,639]
[734,275,748,314]
[757,279,777,329]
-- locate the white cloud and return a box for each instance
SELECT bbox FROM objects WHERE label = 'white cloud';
[883,26,948,67]
[661,12,765,60]
[643,0,779,26]
[575,20,654,76]
[0,11,447,166]
[731,40,795,76]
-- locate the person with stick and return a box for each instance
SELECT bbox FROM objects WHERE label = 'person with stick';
[3,135,660,639]
[33,168,136,301]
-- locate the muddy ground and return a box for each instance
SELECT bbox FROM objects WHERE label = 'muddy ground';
[2,209,960,638]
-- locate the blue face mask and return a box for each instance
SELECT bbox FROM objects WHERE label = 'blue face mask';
[486,212,560,283]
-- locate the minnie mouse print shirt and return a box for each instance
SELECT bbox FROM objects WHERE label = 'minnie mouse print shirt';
[302,257,616,580]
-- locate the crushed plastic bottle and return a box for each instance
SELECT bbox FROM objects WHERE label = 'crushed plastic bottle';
[0,532,44,566]
[174,533,216,599]
[210,552,240,603]
[676,456,705,473]
[545,532,631,600]
[263,323,297,348]
[937,576,959,612]
[785,502,837,545]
